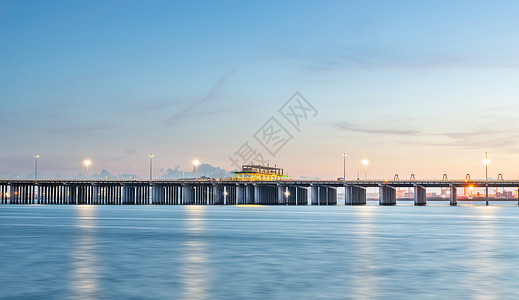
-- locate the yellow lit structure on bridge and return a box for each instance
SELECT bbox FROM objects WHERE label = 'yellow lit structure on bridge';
[232,165,290,181]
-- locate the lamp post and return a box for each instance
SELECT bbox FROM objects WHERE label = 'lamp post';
[343,153,347,181]
[34,155,39,181]
[84,160,91,180]
[149,154,154,181]
[193,160,200,180]
[362,159,369,180]
[483,152,489,205]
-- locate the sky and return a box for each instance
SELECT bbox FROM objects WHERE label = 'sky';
[1,0,519,180]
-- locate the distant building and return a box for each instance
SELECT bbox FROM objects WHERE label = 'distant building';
[232,165,290,181]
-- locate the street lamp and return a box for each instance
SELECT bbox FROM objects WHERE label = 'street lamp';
[193,160,200,180]
[483,152,489,205]
[84,160,91,180]
[362,159,369,180]
[343,153,348,181]
[149,154,154,181]
[34,155,39,181]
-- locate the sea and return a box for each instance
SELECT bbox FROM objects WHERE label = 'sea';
[1,203,519,299]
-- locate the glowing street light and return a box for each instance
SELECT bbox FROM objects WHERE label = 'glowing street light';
[149,154,154,181]
[284,188,290,205]
[362,159,369,180]
[342,153,348,181]
[483,152,489,205]
[34,155,39,181]
[193,160,200,180]
[84,160,91,180]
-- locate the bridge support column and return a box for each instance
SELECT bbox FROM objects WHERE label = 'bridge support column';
[297,187,308,205]
[254,185,261,204]
[311,186,319,205]
[286,186,297,205]
[379,185,396,206]
[414,185,427,206]
[245,185,254,204]
[450,186,457,206]
[236,185,245,204]
[213,185,224,205]
[224,185,236,205]
[277,186,296,204]
[318,186,328,205]
[1,184,5,204]
[278,186,285,204]
[345,185,367,205]
[327,187,337,205]
[172,185,178,204]
[183,185,195,204]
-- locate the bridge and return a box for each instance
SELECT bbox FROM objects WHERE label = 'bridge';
[1,179,518,206]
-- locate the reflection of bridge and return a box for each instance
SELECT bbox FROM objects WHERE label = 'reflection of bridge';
[0,179,518,206]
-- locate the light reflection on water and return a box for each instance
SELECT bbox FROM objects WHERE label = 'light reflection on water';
[349,207,379,299]
[1,205,519,299]
[182,206,210,300]
[71,205,100,299]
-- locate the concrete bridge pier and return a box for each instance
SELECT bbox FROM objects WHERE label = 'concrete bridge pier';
[245,185,255,204]
[254,185,277,204]
[194,186,202,204]
[318,186,337,205]
[277,186,286,204]
[1,184,6,204]
[319,186,328,205]
[183,185,195,204]
[135,186,141,204]
[138,186,147,204]
[10,185,18,204]
[174,185,181,204]
[77,186,84,204]
[254,185,261,204]
[311,186,319,205]
[328,187,337,205]
[345,185,367,205]
[414,185,427,206]
[237,185,245,204]
[206,186,214,204]
[225,185,236,205]
[379,185,396,206]
[168,186,175,204]
[277,185,296,204]
[213,185,224,205]
[450,186,457,206]
[286,186,297,205]
[116,186,122,205]
[180,185,185,204]
[121,186,129,204]
[152,185,164,204]
[296,187,308,205]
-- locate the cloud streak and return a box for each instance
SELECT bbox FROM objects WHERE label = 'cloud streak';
[165,68,238,127]
[331,121,421,136]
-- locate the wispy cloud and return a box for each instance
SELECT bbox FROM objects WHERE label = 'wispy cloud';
[164,68,238,127]
[331,121,421,136]
[330,121,519,152]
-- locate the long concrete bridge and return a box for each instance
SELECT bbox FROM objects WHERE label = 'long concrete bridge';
[1,179,519,206]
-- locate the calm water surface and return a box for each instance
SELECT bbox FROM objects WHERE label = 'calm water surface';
[1,205,519,299]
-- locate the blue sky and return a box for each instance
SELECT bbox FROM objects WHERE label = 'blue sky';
[2,0,519,179]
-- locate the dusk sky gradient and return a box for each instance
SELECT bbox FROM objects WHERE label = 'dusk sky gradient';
[2,0,519,179]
